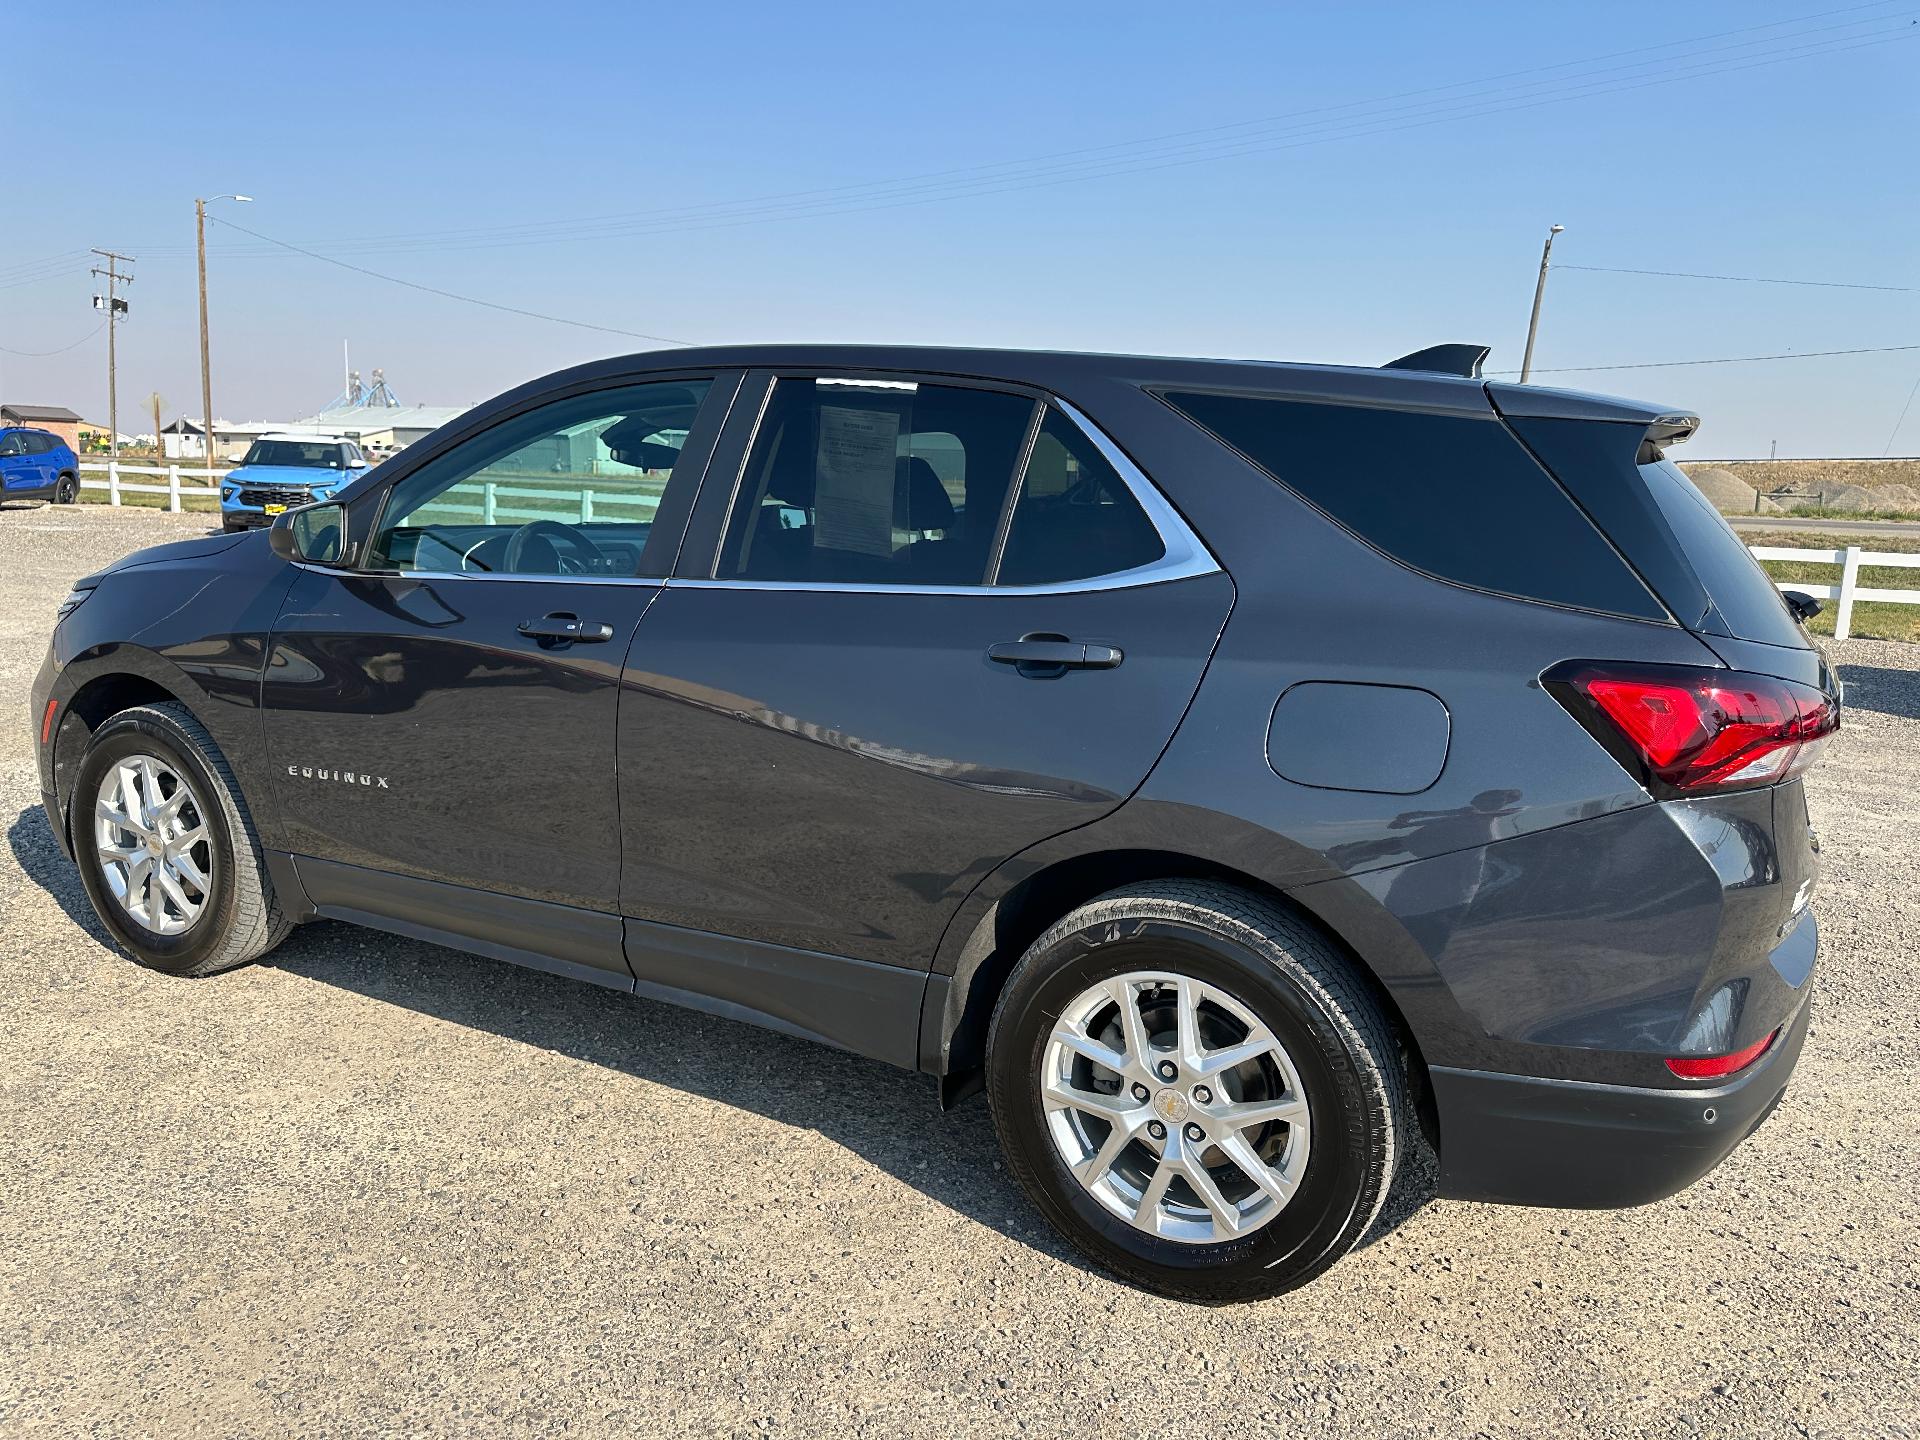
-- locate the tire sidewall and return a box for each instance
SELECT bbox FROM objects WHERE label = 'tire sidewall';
[70,711,239,973]
[55,473,79,504]
[990,911,1385,1299]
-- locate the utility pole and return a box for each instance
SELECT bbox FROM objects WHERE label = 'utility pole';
[1518,223,1565,385]
[90,250,134,464]
[196,194,251,471]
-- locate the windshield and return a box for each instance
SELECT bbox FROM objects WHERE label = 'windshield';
[240,440,345,469]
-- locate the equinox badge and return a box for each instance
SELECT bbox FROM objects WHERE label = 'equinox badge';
[288,764,389,789]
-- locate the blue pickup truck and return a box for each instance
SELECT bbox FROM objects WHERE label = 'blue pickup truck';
[221,435,372,531]
[0,427,82,505]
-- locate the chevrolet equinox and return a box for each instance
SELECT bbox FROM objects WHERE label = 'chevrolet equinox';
[32,343,1834,1302]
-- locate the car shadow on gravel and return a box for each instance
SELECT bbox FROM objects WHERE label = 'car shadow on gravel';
[1834,664,1920,721]
[8,807,116,946]
[8,802,1434,1281]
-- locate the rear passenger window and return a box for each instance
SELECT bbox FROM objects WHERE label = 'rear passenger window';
[1160,391,1665,620]
[998,410,1163,585]
[720,378,1036,585]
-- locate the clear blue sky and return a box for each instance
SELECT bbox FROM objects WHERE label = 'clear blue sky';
[3,1,1915,456]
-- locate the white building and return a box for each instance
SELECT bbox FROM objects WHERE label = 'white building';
[165,405,470,462]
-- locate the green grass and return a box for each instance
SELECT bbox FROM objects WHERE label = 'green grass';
[1744,528,1920,643]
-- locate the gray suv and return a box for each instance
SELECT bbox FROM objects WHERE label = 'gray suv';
[32,342,1833,1302]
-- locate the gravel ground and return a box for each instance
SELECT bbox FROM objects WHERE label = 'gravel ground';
[2,505,1917,1439]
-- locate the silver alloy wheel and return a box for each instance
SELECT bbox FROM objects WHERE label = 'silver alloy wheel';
[1041,971,1311,1244]
[93,754,213,936]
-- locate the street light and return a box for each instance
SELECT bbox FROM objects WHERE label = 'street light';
[1518,223,1565,385]
[196,194,251,473]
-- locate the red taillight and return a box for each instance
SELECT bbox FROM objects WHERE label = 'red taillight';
[1544,661,1837,797]
[1666,1028,1779,1080]
[40,698,57,747]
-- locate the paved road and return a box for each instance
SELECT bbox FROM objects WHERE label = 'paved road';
[3,507,1918,1439]
[1729,514,1920,541]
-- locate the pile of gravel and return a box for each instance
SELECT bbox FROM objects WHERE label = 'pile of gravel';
[1685,466,1784,515]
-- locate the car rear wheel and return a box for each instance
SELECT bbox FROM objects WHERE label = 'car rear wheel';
[986,880,1409,1303]
[70,701,292,976]
[53,472,79,504]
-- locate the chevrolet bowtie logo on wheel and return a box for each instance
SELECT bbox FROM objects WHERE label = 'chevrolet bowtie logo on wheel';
[287,765,389,789]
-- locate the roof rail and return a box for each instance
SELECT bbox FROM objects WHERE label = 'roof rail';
[1382,343,1490,379]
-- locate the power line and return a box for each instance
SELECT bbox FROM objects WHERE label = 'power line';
[1562,264,1917,293]
[0,249,90,281]
[206,216,691,345]
[145,6,1916,262]
[0,257,92,292]
[0,320,107,357]
[1493,343,1920,374]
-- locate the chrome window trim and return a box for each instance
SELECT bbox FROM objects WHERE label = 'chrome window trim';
[688,395,1219,598]
[297,563,668,587]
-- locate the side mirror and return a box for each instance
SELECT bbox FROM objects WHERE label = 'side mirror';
[269,502,349,567]
[1783,589,1821,623]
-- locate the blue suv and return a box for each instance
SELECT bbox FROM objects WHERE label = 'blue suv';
[220,435,371,531]
[0,427,81,506]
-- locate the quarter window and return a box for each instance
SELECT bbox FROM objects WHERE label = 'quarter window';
[1161,390,1665,619]
[369,379,713,577]
[997,410,1164,586]
[719,378,1036,586]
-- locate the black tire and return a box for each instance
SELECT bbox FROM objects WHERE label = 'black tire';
[69,701,292,977]
[53,471,80,504]
[986,880,1409,1303]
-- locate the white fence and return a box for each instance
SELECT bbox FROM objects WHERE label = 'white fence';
[75,465,661,526]
[416,481,660,526]
[78,460,229,510]
[1749,544,1920,639]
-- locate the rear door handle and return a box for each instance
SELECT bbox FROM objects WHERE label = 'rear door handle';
[987,637,1124,673]
[518,613,615,644]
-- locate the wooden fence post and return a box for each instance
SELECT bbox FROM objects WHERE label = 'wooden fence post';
[580,489,594,523]
[167,465,182,512]
[483,481,498,525]
[108,461,121,505]
[1834,546,1862,640]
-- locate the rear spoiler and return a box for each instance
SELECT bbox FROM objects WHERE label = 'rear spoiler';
[1384,350,1700,459]
[1485,381,1698,462]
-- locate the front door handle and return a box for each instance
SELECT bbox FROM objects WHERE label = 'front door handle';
[987,635,1124,676]
[518,613,615,644]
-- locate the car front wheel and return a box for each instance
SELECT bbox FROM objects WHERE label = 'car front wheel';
[986,880,1411,1303]
[54,472,79,504]
[69,701,292,976]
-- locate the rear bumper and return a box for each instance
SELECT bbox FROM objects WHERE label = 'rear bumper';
[1429,989,1811,1208]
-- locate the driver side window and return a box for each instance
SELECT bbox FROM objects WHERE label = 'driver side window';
[368,379,714,577]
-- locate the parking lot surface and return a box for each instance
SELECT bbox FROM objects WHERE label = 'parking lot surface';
[2,506,1916,1438]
